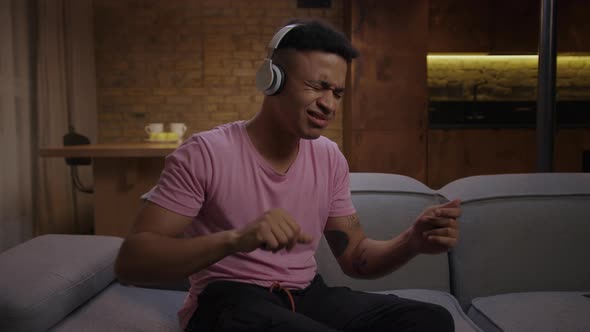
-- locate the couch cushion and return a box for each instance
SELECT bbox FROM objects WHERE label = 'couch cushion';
[373,289,482,332]
[50,283,187,332]
[54,285,477,332]
[0,234,123,332]
[439,173,590,309]
[467,292,590,332]
[316,173,451,292]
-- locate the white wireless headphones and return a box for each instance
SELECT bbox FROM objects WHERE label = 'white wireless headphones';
[255,24,301,96]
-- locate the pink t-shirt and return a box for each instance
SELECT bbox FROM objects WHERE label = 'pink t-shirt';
[148,121,356,329]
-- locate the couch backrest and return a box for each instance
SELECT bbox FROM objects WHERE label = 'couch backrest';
[0,234,122,332]
[440,173,590,309]
[315,173,451,292]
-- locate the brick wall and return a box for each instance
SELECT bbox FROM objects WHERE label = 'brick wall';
[94,0,344,145]
[428,55,590,101]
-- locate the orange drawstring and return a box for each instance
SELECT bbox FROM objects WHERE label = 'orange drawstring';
[269,282,295,312]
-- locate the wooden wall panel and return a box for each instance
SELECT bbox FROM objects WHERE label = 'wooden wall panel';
[345,0,428,182]
[351,81,426,130]
[555,129,590,171]
[349,130,427,180]
[428,129,590,189]
[427,129,536,189]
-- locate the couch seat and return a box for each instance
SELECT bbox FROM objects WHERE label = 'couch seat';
[467,291,590,332]
[51,285,482,331]
[50,283,186,332]
[373,289,483,332]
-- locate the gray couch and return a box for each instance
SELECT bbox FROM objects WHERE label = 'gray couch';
[2,173,589,331]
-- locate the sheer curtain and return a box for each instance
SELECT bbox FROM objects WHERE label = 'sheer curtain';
[0,0,96,252]
[36,0,97,236]
[0,0,36,251]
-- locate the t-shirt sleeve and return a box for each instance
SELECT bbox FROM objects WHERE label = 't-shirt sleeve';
[329,144,356,217]
[147,139,210,217]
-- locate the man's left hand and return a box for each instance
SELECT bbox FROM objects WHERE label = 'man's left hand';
[407,199,461,254]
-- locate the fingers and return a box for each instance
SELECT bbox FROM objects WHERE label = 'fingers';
[431,199,462,219]
[260,222,290,253]
[259,223,279,251]
[278,212,313,249]
[434,208,461,219]
[442,199,461,207]
[297,232,314,244]
[422,220,459,251]
[258,209,313,253]
[276,218,296,251]
[423,227,458,239]
[425,234,457,249]
[412,201,461,254]
[272,222,291,252]
[420,215,458,229]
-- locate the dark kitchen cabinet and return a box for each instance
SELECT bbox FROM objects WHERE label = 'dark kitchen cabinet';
[558,0,590,52]
[428,0,492,52]
[490,0,540,54]
[429,0,590,53]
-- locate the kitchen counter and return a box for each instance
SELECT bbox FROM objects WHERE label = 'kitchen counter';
[39,143,181,237]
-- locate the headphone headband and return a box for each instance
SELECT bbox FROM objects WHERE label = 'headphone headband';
[256,23,301,95]
[265,24,301,59]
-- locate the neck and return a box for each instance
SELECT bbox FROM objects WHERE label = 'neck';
[245,102,299,163]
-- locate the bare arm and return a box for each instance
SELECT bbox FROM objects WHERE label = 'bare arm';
[115,204,313,285]
[115,202,238,285]
[324,200,461,279]
[324,214,416,279]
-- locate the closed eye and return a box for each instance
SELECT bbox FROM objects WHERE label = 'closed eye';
[333,88,345,99]
[304,80,345,99]
[304,80,323,90]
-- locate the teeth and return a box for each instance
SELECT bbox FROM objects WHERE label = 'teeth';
[308,111,325,120]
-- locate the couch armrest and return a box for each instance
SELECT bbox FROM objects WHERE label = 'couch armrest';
[0,234,123,332]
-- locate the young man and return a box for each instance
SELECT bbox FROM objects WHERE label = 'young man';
[115,19,461,332]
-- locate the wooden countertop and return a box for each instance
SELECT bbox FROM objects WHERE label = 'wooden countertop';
[39,143,179,158]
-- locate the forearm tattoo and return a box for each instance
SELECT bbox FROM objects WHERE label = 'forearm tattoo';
[346,214,361,229]
[325,231,349,257]
[325,215,362,259]
[348,215,368,275]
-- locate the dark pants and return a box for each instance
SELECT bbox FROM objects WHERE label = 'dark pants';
[185,275,454,332]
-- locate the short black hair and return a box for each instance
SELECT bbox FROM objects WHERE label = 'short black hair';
[276,18,359,63]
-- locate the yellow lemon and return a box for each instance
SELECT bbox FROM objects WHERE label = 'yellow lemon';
[166,132,179,141]
[154,132,167,141]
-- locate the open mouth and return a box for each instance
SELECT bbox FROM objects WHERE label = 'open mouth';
[307,110,330,128]
[307,110,327,121]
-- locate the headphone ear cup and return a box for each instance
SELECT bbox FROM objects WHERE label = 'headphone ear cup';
[265,64,286,96]
[256,59,273,93]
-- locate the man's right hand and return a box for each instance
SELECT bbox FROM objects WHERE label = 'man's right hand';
[233,208,313,253]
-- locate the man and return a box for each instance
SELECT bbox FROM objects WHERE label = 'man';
[115,19,461,332]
